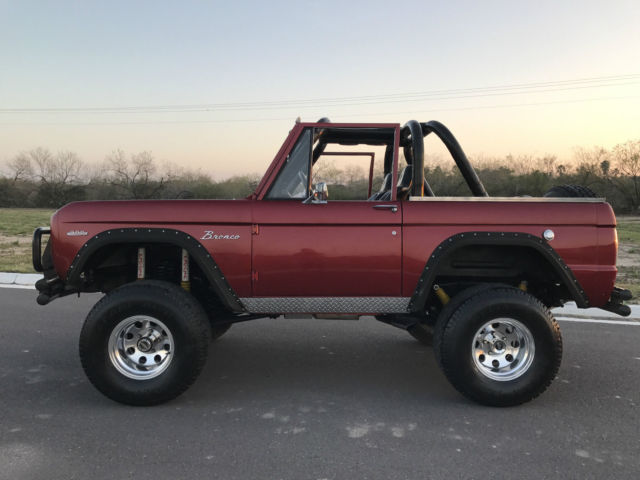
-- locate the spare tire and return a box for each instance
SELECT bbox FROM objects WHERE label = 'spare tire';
[544,184,597,198]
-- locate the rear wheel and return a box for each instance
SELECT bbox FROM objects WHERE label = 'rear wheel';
[434,287,562,406]
[79,281,211,406]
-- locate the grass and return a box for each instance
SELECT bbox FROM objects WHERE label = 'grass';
[0,243,32,272]
[0,208,54,236]
[616,265,640,298]
[616,216,640,244]
[0,208,54,272]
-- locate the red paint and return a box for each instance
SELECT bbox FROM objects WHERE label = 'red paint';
[251,201,402,296]
[402,201,617,306]
[52,202,253,296]
[48,120,620,311]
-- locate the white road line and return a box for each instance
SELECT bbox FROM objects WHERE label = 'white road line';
[556,317,640,326]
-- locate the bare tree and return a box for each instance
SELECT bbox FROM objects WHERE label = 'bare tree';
[45,151,83,185]
[21,148,86,207]
[536,155,557,177]
[610,140,640,211]
[312,158,342,184]
[572,146,609,185]
[7,152,34,182]
[105,150,167,199]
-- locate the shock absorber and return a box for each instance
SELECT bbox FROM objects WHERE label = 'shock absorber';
[433,284,450,305]
[137,247,146,280]
[180,248,190,291]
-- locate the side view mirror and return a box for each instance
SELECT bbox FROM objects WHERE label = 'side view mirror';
[303,182,329,204]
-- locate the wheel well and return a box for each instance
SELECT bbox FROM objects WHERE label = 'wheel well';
[425,244,576,315]
[79,242,230,316]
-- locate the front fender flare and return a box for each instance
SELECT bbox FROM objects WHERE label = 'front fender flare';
[66,227,245,312]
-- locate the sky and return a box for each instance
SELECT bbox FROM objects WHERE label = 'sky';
[1,0,639,178]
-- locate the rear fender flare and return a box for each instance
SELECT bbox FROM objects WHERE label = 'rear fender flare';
[66,227,245,312]
[408,231,589,313]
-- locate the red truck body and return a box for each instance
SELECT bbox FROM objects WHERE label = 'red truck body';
[44,119,619,312]
[48,197,617,309]
[31,118,629,407]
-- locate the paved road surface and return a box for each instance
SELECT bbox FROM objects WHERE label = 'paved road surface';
[1,288,639,480]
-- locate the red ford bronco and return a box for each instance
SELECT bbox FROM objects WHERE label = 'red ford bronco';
[32,119,631,406]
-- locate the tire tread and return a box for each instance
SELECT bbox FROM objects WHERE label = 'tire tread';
[79,280,211,406]
[435,287,562,406]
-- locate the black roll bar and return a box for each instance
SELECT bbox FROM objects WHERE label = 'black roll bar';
[421,120,488,197]
[402,120,435,197]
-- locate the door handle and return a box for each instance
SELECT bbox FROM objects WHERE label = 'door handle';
[373,204,398,213]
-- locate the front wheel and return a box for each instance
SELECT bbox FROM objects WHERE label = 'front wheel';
[434,287,562,406]
[79,281,211,406]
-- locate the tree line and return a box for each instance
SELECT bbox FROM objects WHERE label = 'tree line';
[0,148,261,208]
[1,140,639,212]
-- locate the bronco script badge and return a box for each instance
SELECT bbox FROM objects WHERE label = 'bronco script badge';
[201,231,240,240]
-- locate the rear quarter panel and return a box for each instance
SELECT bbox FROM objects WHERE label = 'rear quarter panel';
[402,200,617,307]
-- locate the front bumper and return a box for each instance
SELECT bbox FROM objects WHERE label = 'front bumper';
[32,226,69,305]
[32,227,50,272]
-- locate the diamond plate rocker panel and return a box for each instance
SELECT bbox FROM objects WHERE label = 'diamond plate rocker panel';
[239,297,410,314]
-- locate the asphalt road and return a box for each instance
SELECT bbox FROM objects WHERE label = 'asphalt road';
[1,288,639,480]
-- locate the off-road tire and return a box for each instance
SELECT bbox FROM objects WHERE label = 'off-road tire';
[544,184,597,198]
[434,287,562,407]
[79,280,211,406]
[190,282,233,341]
[411,283,504,348]
[432,283,507,365]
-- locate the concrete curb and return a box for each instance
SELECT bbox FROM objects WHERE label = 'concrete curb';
[0,272,638,320]
[0,272,42,286]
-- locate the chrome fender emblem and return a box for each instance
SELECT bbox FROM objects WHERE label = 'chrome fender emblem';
[201,231,240,240]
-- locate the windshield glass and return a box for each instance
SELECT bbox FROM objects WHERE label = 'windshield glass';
[266,128,312,199]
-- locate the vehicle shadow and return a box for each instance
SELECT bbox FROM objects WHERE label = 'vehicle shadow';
[191,317,459,405]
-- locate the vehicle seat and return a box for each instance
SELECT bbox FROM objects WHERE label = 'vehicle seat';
[368,173,393,200]
[396,165,413,201]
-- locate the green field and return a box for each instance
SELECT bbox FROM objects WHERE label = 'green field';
[0,208,54,236]
[0,208,638,300]
[617,216,640,245]
[0,208,54,272]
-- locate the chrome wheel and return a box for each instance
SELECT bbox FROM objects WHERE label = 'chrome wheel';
[107,315,174,380]
[471,318,535,381]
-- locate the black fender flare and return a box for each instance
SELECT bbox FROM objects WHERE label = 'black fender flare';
[65,227,245,312]
[407,231,589,313]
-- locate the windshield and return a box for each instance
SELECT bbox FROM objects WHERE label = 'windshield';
[266,128,312,199]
